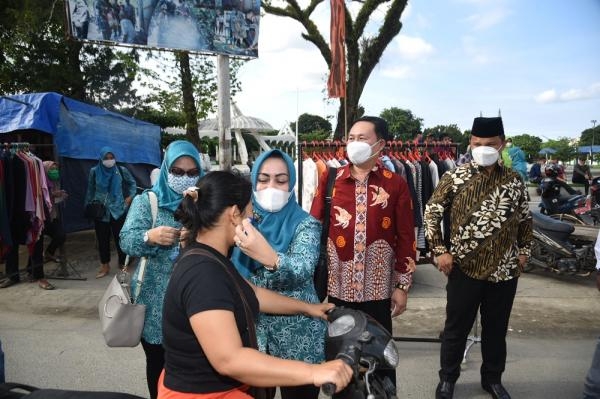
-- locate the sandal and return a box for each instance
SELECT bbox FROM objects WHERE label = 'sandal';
[38,280,55,290]
[95,266,110,279]
[0,279,19,289]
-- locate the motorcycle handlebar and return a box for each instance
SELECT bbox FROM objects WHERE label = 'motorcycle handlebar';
[321,346,360,396]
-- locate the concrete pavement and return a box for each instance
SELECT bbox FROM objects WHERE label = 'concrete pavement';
[1,229,599,398]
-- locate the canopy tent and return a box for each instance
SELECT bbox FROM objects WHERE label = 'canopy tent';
[577,145,600,154]
[538,148,557,155]
[0,92,161,232]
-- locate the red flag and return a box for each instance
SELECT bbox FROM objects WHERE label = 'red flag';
[327,0,346,98]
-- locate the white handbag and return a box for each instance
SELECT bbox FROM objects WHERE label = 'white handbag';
[98,191,158,347]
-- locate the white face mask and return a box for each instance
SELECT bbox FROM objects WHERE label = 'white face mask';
[254,188,291,213]
[102,159,116,168]
[471,146,500,167]
[346,140,381,165]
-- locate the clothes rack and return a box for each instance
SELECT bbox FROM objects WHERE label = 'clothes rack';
[296,139,459,345]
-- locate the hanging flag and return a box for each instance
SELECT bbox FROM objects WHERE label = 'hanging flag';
[327,0,346,98]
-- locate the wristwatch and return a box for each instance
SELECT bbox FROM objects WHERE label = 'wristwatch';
[395,282,409,292]
[143,231,150,244]
[264,255,281,272]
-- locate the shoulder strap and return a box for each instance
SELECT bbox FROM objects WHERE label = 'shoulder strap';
[132,191,158,297]
[178,248,259,349]
[320,167,337,248]
[148,191,158,228]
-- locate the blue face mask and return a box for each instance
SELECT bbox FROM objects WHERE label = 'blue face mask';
[167,173,199,195]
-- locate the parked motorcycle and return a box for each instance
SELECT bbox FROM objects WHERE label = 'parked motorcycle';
[524,211,596,276]
[322,307,398,399]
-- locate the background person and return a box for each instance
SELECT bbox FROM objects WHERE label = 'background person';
[231,149,324,399]
[572,155,593,196]
[84,146,136,278]
[42,161,67,264]
[120,140,202,399]
[424,116,532,399]
[159,171,352,398]
[505,138,528,183]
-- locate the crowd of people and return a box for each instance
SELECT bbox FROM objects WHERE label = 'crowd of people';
[2,115,599,399]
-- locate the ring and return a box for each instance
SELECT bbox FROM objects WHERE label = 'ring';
[235,239,242,247]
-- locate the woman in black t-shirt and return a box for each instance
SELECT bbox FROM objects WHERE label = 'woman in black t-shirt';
[160,171,352,399]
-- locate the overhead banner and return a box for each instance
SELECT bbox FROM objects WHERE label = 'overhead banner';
[65,0,259,58]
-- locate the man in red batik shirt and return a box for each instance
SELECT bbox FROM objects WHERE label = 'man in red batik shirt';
[310,116,416,385]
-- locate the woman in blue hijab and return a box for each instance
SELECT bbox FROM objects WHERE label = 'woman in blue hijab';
[84,146,137,278]
[231,149,325,399]
[120,140,202,399]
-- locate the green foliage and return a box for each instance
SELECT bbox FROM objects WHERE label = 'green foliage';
[508,134,542,161]
[299,130,332,142]
[544,138,577,163]
[424,125,463,143]
[0,0,139,108]
[379,107,423,141]
[291,113,332,135]
[578,126,600,146]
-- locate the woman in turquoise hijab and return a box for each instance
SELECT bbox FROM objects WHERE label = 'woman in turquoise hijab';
[231,149,325,399]
[120,140,202,399]
[84,146,137,278]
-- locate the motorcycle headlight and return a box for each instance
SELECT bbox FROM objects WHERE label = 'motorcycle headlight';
[383,339,399,367]
[328,314,356,337]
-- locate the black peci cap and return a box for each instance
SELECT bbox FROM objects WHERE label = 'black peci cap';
[471,117,505,138]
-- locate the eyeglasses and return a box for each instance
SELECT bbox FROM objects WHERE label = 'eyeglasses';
[169,167,200,177]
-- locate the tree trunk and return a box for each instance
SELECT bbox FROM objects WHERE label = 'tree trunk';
[177,51,201,149]
[66,41,86,101]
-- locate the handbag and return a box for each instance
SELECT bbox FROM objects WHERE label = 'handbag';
[84,200,106,220]
[98,191,158,347]
[314,167,337,302]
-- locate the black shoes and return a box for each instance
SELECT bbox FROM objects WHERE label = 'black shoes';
[482,382,511,399]
[435,381,455,399]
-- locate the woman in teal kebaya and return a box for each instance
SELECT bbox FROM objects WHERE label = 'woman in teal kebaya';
[231,149,324,399]
[120,140,202,399]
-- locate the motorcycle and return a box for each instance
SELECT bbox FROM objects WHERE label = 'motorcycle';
[322,307,399,399]
[524,211,596,276]
[538,178,600,225]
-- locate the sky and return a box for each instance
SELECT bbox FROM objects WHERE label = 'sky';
[232,0,600,140]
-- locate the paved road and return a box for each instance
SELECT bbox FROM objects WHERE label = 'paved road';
[1,230,599,398]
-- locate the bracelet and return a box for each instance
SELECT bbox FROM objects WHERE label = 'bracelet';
[263,255,280,272]
[395,282,409,292]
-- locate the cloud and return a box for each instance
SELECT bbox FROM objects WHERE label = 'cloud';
[461,35,490,64]
[396,34,434,60]
[464,8,511,30]
[535,83,600,103]
[380,65,412,79]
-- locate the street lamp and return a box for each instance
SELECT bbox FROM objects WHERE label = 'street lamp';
[592,119,597,165]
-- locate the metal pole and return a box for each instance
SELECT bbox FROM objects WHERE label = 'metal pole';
[592,119,597,166]
[217,55,232,170]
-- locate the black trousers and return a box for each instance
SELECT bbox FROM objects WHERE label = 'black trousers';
[141,339,164,399]
[4,236,45,282]
[573,174,590,195]
[44,218,66,256]
[439,267,518,384]
[94,214,127,266]
[328,297,396,386]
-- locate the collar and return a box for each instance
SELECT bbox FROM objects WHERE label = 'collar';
[340,160,383,180]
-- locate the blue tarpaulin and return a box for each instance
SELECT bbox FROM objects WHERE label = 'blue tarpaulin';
[577,145,600,154]
[0,92,160,166]
[0,92,162,233]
